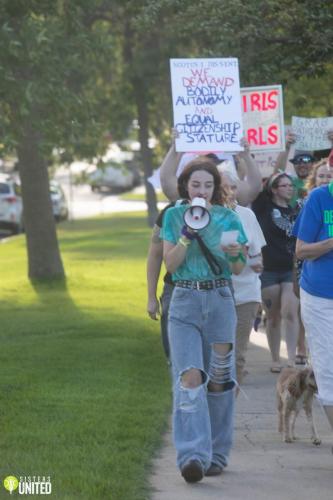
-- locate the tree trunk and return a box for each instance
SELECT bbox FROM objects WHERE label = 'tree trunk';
[17,125,65,281]
[133,79,158,227]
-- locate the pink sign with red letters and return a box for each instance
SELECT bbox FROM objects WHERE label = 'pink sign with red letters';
[241,85,285,152]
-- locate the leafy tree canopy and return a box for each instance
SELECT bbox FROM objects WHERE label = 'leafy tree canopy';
[0,0,118,160]
[136,0,333,85]
[284,64,333,120]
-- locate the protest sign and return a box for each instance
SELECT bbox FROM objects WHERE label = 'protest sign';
[170,58,243,152]
[253,151,279,178]
[241,85,285,152]
[291,116,333,151]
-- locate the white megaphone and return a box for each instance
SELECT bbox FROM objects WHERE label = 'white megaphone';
[183,197,211,231]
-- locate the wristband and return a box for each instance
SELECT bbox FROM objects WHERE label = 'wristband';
[178,237,190,248]
[181,225,196,240]
[228,252,246,263]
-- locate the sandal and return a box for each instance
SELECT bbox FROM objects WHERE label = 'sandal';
[295,355,307,365]
[270,364,282,373]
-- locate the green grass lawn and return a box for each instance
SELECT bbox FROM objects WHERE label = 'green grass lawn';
[0,213,171,500]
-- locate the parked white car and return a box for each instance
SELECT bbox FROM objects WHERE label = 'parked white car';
[50,181,69,222]
[0,173,23,234]
[88,163,137,193]
[0,175,69,234]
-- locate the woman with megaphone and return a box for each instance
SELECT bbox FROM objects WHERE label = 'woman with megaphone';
[162,157,248,483]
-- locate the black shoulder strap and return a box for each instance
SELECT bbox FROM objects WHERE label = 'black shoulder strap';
[194,233,223,276]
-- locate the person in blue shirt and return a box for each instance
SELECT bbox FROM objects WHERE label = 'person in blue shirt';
[162,157,247,483]
[293,159,333,364]
[293,181,333,436]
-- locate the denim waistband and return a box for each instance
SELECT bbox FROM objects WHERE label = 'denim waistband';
[175,278,229,291]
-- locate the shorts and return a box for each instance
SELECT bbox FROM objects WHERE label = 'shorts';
[260,270,293,289]
[300,288,333,406]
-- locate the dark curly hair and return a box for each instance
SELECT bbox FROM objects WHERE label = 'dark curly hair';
[177,157,230,206]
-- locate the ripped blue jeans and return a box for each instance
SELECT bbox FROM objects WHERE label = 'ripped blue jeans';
[168,285,237,471]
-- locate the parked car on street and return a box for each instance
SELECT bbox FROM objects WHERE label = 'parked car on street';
[50,181,69,222]
[0,175,68,235]
[0,174,23,234]
[88,162,140,193]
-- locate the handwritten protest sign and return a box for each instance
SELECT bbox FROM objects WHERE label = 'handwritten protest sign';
[291,116,333,151]
[253,151,279,178]
[241,85,285,152]
[170,58,243,152]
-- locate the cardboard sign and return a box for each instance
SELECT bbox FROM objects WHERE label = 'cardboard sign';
[291,116,333,151]
[252,151,279,178]
[170,58,243,152]
[241,85,285,152]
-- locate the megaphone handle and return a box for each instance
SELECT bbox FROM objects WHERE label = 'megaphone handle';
[181,225,196,240]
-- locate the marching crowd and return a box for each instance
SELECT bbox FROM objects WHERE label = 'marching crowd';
[146,130,333,484]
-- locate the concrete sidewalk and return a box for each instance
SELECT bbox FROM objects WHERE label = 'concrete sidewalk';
[150,330,333,500]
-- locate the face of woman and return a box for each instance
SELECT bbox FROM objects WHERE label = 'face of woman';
[187,170,215,203]
[315,165,333,187]
[272,177,294,202]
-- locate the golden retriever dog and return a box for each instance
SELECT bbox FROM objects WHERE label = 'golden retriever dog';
[276,367,321,445]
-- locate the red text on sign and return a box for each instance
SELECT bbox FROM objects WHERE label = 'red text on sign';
[247,125,278,145]
[242,90,278,112]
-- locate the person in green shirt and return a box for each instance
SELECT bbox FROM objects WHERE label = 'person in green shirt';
[289,153,315,207]
[162,157,247,483]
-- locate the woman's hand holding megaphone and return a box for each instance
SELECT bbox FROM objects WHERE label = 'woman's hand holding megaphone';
[181,225,197,239]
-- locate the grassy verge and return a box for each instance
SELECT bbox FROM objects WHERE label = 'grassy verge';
[0,213,171,500]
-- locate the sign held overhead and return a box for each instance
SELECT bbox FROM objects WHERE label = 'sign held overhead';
[241,85,285,152]
[170,58,243,152]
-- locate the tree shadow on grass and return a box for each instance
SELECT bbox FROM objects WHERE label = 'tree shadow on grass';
[0,270,170,499]
[0,210,172,498]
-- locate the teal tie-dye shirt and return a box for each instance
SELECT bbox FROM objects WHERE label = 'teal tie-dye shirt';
[161,204,248,282]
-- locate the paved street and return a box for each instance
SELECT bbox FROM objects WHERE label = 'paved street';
[0,171,163,240]
[0,182,156,239]
[61,182,150,219]
[55,168,165,219]
[150,330,333,500]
